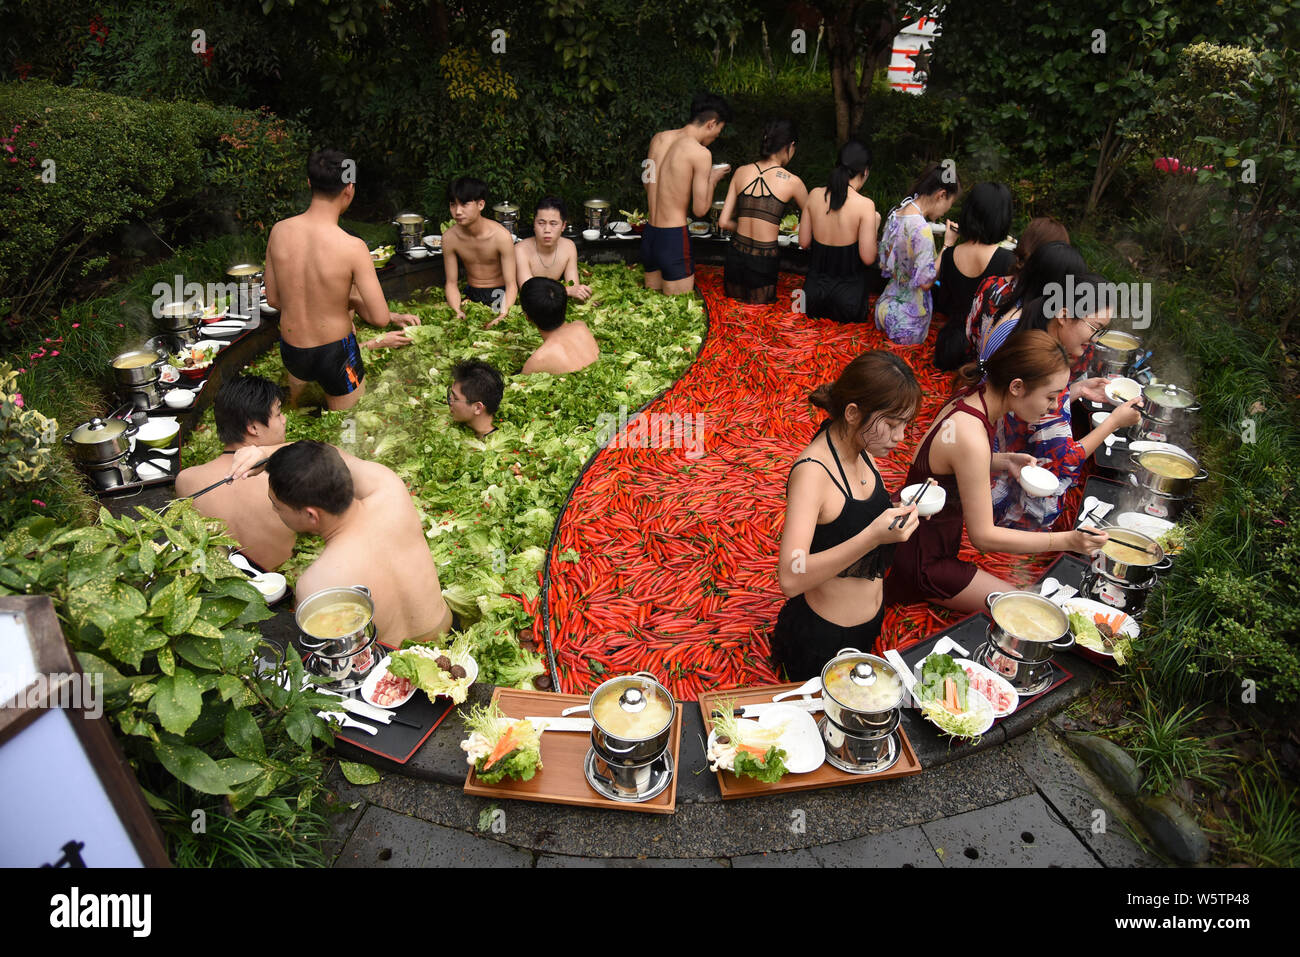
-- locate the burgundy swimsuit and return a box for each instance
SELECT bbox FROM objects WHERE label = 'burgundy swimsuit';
[885,388,997,605]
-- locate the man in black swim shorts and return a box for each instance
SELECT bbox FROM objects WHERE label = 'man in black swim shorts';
[280,332,367,398]
[641,224,695,284]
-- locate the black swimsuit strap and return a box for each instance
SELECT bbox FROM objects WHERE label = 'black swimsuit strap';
[789,458,849,500]
[822,430,856,495]
[740,165,778,197]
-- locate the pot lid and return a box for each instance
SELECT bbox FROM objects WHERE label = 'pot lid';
[394,213,424,224]
[493,202,519,212]
[584,199,610,208]
[70,417,128,443]
[821,650,904,711]
[1143,382,1195,407]
[591,674,672,736]
[226,263,263,277]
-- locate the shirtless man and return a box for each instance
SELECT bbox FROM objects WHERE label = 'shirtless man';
[231,441,454,646]
[447,360,503,438]
[514,197,592,302]
[443,176,518,327]
[643,92,733,295]
[175,375,294,571]
[264,149,420,411]
[519,277,598,375]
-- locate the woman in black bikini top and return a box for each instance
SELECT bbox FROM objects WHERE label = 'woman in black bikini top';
[770,351,924,680]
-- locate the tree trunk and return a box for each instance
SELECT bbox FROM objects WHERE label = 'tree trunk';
[761,21,777,79]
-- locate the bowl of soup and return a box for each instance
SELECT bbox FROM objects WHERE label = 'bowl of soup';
[986,591,1073,663]
[587,671,676,766]
[294,585,376,658]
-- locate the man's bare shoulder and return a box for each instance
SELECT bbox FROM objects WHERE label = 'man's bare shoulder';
[174,457,224,496]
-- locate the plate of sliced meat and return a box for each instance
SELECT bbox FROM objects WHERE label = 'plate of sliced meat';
[360,656,417,709]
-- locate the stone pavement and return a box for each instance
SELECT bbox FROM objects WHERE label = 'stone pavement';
[327,719,1163,868]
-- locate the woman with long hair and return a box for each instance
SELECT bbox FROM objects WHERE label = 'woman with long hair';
[796,139,879,323]
[772,351,923,679]
[884,330,1109,614]
[874,162,961,344]
[980,273,1144,529]
[720,118,809,304]
[932,182,1014,333]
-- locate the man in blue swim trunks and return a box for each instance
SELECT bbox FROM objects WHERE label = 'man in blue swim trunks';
[265,148,421,410]
[643,93,732,295]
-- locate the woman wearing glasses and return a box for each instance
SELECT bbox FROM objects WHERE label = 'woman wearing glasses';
[980,269,1143,530]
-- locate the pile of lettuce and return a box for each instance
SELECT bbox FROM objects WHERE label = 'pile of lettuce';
[180,264,705,688]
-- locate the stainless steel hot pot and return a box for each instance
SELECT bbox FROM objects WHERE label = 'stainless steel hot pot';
[985,591,1075,665]
[294,585,380,683]
[587,671,675,766]
[819,648,904,773]
[1093,527,1171,586]
[64,416,136,466]
[1127,447,1208,498]
[1089,331,1142,377]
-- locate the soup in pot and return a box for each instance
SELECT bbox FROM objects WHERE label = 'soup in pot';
[1141,451,1197,479]
[302,601,370,638]
[113,353,158,369]
[992,596,1064,642]
[823,659,903,712]
[593,683,672,738]
[1097,332,1137,349]
[1102,534,1160,566]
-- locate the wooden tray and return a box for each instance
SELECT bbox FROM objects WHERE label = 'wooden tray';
[697,683,922,800]
[462,688,682,815]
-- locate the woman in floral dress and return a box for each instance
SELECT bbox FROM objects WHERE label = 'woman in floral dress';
[875,163,960,344]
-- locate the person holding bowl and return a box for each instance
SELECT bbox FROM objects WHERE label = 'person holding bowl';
[979,272,1144,529]
[772,351,923,680]
[885,330,1110,615]
[874,162,960,344]
[718,118,808,304]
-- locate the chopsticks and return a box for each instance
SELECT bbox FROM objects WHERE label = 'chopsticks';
[185,455,271,503]
[891,478,933,529]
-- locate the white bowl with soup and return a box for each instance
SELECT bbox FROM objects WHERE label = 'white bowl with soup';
[900,482,947,517]
[1103,377,1141,404]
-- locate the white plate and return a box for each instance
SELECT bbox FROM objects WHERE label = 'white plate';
[608,221,632,234]
[707,704,825,776]
[359,656,417,709]
[1061,596,1139,657]
[919,687,995,738]
[1114,511,1175,539]
[135,461,168,481]
[956,660,1019,718]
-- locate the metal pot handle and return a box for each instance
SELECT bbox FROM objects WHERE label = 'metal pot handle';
[1154,554,1173,572]
[985,592,1005,611]
[834,647,863,658]
[353,585,372,598]
[298,633,329,650]
[1193,468,1209,482]
[1051,631,1077,651]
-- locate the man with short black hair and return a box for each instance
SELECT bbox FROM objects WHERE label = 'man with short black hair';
[175,375,294,570]
[443,176,518,326]
[232,440,453,645]
[643,93,733,295]
[519,277,598,375]
[514,197,591,302]
[448,360,504,437]
[264,148,421,410]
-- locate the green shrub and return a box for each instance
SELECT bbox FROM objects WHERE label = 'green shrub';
[0,503,339,865]
[0,81,306,321]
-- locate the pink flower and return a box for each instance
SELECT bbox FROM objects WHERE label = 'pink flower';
[13,393,23,407]
[32,499,45,508]
[71,323,80,328]
[50,350,59,356]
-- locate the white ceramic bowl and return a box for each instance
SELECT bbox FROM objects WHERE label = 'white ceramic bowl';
[582,229,600,241]
[1018,465,1059,497]
[406,246,429,260]
[135,417,180,448]
[1091,410,1109,429]
[249,572,287,604]
[164,390,195,410]
[777,234,792,247]
[900,482,947,517]
[422,233,442,249]
[135,461,168,482]
[1104,376,1141,404]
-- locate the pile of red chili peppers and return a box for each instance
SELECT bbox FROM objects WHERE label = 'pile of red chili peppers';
[540,267,1084,700]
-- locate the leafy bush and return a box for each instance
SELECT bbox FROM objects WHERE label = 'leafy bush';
[0,503,339,864]
[0,80,306,321]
